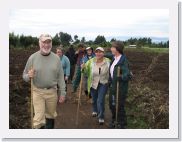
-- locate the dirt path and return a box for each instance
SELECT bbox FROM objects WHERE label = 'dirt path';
[55,84,111,129]
[9,48,169,129]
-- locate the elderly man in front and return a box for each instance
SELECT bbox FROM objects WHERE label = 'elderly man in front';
[23,34,66,129]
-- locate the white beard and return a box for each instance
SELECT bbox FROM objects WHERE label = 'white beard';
[40,47,52,55]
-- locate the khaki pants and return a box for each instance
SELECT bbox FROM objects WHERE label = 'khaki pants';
[32,86,58,128]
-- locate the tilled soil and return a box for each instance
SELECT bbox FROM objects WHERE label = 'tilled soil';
[9,48,169,129]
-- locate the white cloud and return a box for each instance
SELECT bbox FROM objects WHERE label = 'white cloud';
[9,9,169,40]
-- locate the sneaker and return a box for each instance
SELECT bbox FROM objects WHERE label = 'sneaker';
[99,119,104,125]
[92,112,98,117]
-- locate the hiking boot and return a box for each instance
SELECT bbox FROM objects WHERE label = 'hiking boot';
[45,118,55,129]
[88,92,92,98]
[84,90,88,96]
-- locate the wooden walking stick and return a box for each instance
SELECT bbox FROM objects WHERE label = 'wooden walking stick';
[115,66,120,128]
[75,71,84,127]
[30,66,34,129]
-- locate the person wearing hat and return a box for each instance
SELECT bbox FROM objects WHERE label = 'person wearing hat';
[81,47,110,125]
[56,45,70,92]
[108,41,131,129]
[65,44,77,82]
[81,47,95,98]
[72,43,86,93]
[23,34,66,129]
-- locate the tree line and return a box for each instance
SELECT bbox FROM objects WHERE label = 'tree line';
[9,32,169,48]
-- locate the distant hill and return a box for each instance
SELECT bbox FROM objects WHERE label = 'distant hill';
[105,36,169,43]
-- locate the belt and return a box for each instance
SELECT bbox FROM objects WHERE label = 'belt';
[42,87,52,90]
[34,85,57,90]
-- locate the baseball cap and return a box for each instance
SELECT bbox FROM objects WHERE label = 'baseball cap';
[39,34,52,42]
[86,47,92,50]
[95,47,104,52]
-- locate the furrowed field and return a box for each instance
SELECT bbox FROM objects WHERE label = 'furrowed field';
[9,47,169,129]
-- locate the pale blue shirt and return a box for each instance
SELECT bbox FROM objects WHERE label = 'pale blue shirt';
[60,55,70,77]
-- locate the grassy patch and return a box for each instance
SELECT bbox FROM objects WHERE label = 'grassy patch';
[125,47,169,54]
[126,115,149,129]
[124,82,169,129]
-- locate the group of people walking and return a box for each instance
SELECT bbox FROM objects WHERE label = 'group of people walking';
[23,34,131,129]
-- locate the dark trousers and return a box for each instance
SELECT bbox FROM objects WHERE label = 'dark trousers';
[109,91,127,128]
[72,65,81,91]
[70,64,75,81]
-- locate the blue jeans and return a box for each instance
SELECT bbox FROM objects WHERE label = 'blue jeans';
[90,83,108,119]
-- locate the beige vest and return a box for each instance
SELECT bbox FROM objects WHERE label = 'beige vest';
[91,60,110,89]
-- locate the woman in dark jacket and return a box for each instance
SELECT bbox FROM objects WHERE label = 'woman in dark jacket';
[65,45,76,81]
[71,43,86,92]
[109,41,131,129]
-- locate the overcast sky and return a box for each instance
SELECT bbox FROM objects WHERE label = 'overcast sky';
[9,9,169,41]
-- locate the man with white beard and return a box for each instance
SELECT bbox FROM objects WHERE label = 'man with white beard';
[23,34,66,129]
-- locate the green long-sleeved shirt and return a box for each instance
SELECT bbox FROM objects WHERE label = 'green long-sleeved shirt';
[23,51,66,96]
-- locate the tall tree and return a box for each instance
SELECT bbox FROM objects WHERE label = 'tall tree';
[74,35,78,41]
[59,32,73,46]
[73,35,80,44]
[94,35,106,45]
[52,33,61,46]
[110,38,116,42]
[81,37,86,43]
[9,32,19,48]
